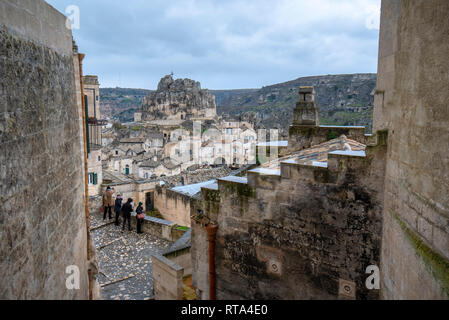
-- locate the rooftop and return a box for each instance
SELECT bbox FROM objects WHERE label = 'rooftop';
[120,138,146,144]
[171,179,217,197]
[260,135,366,171]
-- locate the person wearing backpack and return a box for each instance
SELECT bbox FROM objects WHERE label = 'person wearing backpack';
[121,198,134,232]
[114,193,123,226]
[136,202,145,234]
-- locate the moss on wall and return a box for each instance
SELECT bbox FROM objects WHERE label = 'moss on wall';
[391,210,449,298]
[224,182,256,198]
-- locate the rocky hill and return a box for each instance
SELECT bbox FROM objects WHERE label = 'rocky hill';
[101,73,377,133]
[141,75,217,121]
[211,73,377,136]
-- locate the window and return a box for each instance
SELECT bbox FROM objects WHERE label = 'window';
[115,151,119,155]
[98,156,101,162]
[88,173,98,185]
[96,96,99,101]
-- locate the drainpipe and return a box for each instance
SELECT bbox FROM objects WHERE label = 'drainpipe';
[78,53,93,300]
[206,223,218,300]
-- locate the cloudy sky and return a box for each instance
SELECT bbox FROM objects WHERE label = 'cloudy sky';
[46,0,381,90]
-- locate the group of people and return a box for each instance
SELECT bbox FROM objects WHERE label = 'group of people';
[102,186,145,234]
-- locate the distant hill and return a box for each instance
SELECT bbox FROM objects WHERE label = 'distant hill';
[100,88,153,122]
[101,73,377,134]
[211,73,377,136]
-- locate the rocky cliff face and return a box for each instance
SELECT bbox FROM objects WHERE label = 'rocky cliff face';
[212,73,377,136]
[141,75,217,121]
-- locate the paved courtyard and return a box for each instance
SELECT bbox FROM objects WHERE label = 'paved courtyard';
[90,212,172,300]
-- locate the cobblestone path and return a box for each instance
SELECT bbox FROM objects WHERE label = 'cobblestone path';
[90,213,172,300]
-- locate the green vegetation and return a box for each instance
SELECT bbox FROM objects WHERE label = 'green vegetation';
[146,209,163,219]
[327,131,338,140]
[176,226,189,232]
[112,122,125,130]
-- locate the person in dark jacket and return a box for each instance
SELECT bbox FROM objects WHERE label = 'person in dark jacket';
[121,198,133,232]
[136,202,145,234]
[114,194,123,226]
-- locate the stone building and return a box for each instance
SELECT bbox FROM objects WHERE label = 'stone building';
[0,0,99,299]
[188,0,449,301]
[84,75,104,196]
[190,86,387,300]
[375,0,449,299]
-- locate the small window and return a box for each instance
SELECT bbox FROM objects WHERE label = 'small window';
[96,96,99,101]
[88,173,98,185]
[98,156,101,162]
[115,151,119,155]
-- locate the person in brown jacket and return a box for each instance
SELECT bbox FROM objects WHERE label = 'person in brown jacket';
[103,186,115,220]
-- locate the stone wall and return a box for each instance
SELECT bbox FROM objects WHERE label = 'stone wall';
[375,0,449,299]
[155,187,191,227]
[192,131,387,300]
[129,213,186,242]
[166,249,192,277]
[189,198,211,300]
[0,0,89,299]
[151,254,184,300]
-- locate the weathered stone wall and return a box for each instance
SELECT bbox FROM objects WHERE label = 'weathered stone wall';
[193,132,387,300]
[165,248,192,277]
[0,0,89,299]
[129,213,185,242]
[155,187,191,227]
[151,254,184,300]
[375,0,449,299]
[190,197,211,300]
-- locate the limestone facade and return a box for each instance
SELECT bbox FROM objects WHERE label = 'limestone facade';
[375,0,449,299]
[0,0,90,299]
[190,86,388,299]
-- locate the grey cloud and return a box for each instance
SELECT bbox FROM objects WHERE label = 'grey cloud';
[46,0,380,89]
